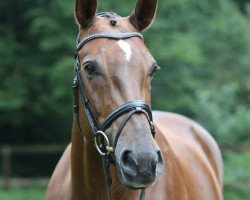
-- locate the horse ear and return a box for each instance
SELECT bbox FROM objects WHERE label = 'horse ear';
[75,0,97,29]
[129,0,157,31]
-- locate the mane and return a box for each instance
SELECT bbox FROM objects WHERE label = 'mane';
[96,12,122,19]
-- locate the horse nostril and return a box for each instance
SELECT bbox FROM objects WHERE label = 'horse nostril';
[156,150,164,175]
[120,150,137,177]
[157,150,163,163]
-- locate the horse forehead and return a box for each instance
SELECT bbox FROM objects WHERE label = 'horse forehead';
[103,39,151,70]
[117,40,132,61]
[80,16,153,66]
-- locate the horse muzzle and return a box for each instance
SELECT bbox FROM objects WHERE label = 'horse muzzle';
[116,146,164,189]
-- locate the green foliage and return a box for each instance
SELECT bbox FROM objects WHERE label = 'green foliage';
[196,84,250,144]
[224,151,250,185]
[223,151,250,200]
[150,0,250,145]
[0,0,250,146]
[224,186,250,200]
[0,0,75,144]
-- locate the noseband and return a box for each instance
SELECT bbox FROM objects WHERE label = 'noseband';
[73,31,155,200]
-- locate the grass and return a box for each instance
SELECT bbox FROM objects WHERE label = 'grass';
[0,187,45,200]
[0,178,46,200]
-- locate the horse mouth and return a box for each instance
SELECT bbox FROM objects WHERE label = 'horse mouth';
[116,154,161,189]
[115,160,159,190]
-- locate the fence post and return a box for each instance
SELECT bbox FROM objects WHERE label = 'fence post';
[2,146,11,190]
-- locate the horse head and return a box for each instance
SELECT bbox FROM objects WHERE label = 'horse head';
[74,0,163,189]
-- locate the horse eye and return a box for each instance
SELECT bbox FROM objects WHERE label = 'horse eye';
[83,62,96,76]
[149,64,160,77]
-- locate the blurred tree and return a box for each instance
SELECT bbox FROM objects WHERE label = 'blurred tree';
[0,0,249,146]
[232,0,250,13]
[150,0,250,143]
[0,0,75,144]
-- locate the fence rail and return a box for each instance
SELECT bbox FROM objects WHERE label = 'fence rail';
[1,144,250,190]
[220,144,250,152]
[1,144,66,190]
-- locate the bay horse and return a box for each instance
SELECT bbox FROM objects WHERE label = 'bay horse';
[46,0,223,199]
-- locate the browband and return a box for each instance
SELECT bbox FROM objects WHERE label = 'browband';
[76,32,143,53]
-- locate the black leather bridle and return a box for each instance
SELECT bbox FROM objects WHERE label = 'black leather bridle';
[73,31,155,200]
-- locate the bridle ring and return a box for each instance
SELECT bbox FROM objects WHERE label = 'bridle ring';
[94,131,114,156]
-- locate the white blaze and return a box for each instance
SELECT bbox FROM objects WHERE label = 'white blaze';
[117,40,132,61]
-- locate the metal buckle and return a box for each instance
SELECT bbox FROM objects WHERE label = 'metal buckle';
[135,106,142,111]
[94,131,114,156]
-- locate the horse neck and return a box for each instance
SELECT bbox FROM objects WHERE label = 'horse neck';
[71,115,140,200]
[71,115,107,199]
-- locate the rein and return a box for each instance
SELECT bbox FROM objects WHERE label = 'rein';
[73,31,155,200]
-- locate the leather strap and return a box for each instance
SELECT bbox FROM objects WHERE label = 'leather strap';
[113,108,154,148]
[76,32,143,54]
[139,189,145,200]
[73,30,152,200]
[101,100,153,132]
[75,60,100,134]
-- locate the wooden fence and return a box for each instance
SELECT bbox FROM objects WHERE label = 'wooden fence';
[1,144,66,190]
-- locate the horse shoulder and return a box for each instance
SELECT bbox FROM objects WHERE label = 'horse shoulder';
[153,111,223,199]
[45,144,72,200]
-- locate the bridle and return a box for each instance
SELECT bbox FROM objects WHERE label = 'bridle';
[73,31,156,200]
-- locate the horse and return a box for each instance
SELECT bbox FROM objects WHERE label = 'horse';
[45,0,223,199]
